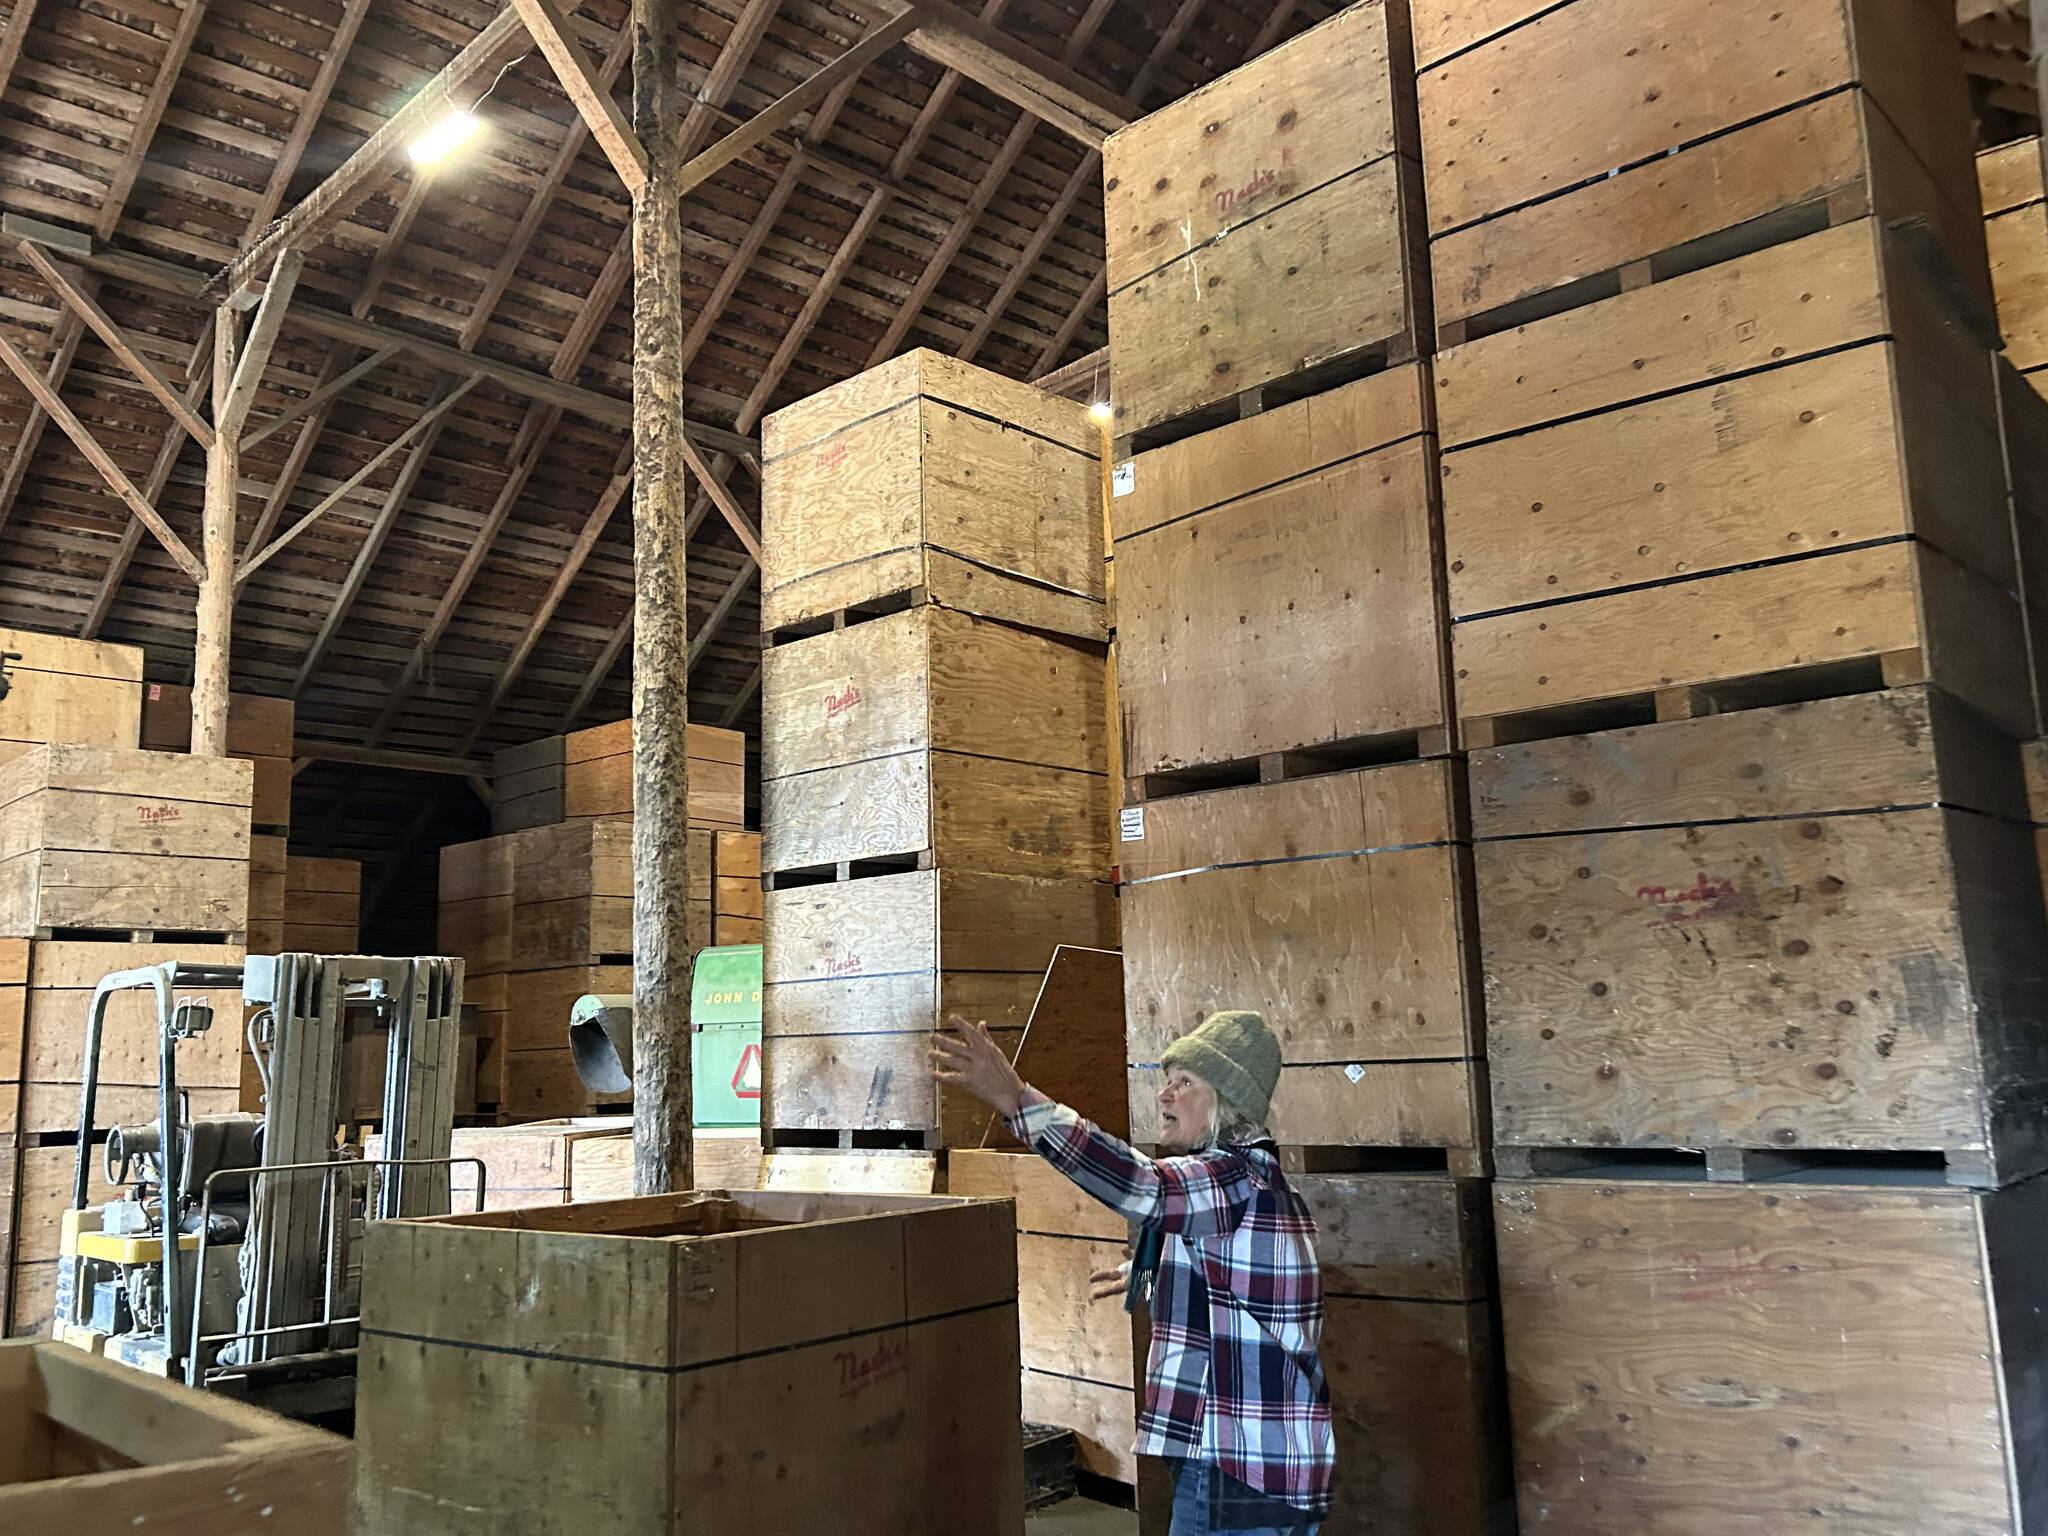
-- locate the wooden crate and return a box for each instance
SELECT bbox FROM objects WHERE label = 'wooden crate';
[0,630,141,762]
[389,1120,763,1205]
[509,819,714,968]
[352,1190,1024,1536]
[761,349,1104,640]
[952,1150,1137,1483]
[1494,1176,2048,1535]
[8,1140,121,1335]
[505,961,632,1057]
[562,718,747,826]
[282,854,359,952]
[762,606,1108,877]
[1104,1,1428,447]
[439,834,514,976]
[0,747,252,938]
[140,683,294,831]
[0,943,21,1138]
[1981,137,2048,397]
[500,1047,631,1121]
[764,869,1118,1143]
[0,1338,349,1531]
[491,734,564,834]
[1415,0,1991,341]
[1121,763,1486,1163]
[20,939,246,1136]
[246,833,286,953]
[714,828,761,929]
[1113,364,1450,779]
[571,1126,764,1196]
[1437,218,2031,740]
[1995,353,2048,735]
[1472,687,2048,1186]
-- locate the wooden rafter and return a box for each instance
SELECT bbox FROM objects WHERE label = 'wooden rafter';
[98,0,211,240]
[837,0,1130,145]
[1029,264,1106,379]
[220,8,531,294]
[676,8,924,199]
[352,170,437,319]
[241,345,400,451]
[509,0,649,193]
[562,608,635,730]
[461,23,633,352]
[0,324,204,581]
[0,0,43,108]
[243,0,374,242]
[0,312,84,537]
[460,457,634,749]
[717,663,762,726]
[688,555,758,668]
[290,377,473,696]
[737,190,892,427]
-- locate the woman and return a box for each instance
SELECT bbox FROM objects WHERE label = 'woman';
[935,1008,1333,1535]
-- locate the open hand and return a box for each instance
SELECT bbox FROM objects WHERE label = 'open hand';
[1088,1265,1128,1303]
[932,1015,1026,1117]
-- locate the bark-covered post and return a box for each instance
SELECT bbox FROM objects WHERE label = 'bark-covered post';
[630,0,693,1195]
[193,308,239,757]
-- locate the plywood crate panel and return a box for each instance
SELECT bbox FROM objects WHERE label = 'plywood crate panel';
[0,747,252,937]
[1114,365,1449,776]
[504,962,633,1056]
[1472,687,2048,1185]
[140,685,295,832]
[1104,1,1427,445]
[491,735,564,834]
[1981,137,2048,393]
[282,855,359,953]
[500,1047,631,1120]
[1437,219,2031,738]
[246,833,286,954]
[21,940,246,1134]
[761,349,1105,639]
[561,718,747,826]
[1994,354,2048,736]
[951,1150,1137,1482]
[439,835,514,977]
[1121,763,1486,1157]
[1495,1176,2048,1536]
[0,630,141,761]
[764,868,1118,1141]
[353,1191,1024,1536]
[511,818,633,967]
[8,1141,120,1335]
[1415,0,1991,338]
[0,941,25,1136]
[566,1126,763,1199]
[762,606,1108,876]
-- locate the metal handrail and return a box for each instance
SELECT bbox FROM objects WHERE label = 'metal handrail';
[184,1155,486,1389]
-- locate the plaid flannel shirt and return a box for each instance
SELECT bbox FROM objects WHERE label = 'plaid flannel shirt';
[1004,1086,1335,1520]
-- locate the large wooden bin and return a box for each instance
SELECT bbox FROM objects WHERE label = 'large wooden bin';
[0,629,141,763]
[762,606,1109,877]
[1495,1175,2048,1535]
[1415,0,1990,338]
[760,350,1104,641]
[1472,687,2048,1186]
[1103,0,1427,446]
[1437,218,2029,741]
[351,1189,1024,1536]
[0,1338,348,1531]
[1982,138,2048,397]
[1121,762,1486,1164]
[1114,364,1451,778]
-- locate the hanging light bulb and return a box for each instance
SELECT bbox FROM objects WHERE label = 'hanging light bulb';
[407,109,481,165]
[1089,400,1113,422]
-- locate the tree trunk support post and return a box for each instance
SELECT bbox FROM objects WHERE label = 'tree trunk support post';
[193,309,240,757]
[631,0,694,1197]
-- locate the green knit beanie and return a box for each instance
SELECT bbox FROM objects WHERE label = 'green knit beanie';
[1160,1010,1281,1127]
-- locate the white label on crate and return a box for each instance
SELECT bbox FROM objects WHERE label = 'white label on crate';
[1344,1063,1366,1084]
[1112,461,1135,497]
[1119,806,1145,842]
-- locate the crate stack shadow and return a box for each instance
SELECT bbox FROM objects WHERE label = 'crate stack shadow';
[755,350,1116,1194]
[1101,4,1509,1529]
[436,718,755,1123]
[1406,0,2048,1530]
[0,635,256,1337]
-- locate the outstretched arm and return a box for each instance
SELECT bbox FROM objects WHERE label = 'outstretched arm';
[933,1018,1254,1237]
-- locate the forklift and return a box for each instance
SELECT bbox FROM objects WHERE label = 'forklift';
[50,952,475,1425]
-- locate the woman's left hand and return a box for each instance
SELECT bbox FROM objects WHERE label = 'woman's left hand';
[932,1016,1027,1117]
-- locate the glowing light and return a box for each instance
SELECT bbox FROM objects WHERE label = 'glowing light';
[408,110,481,165]
[1089,400,1113,422]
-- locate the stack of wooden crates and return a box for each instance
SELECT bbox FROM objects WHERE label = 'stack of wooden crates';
[756,350,1117,1174]
[437,719,755,1122]
[0,633,256,1337]
[1100,0,2048,1528]
[1104,4,1503,1526]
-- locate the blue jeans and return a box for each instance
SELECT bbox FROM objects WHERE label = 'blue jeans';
[1166,1460,1320,1536]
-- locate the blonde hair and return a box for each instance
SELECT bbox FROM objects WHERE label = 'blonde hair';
[1192,1089,1264,1150]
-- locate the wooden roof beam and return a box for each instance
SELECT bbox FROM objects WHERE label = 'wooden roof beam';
[0,324,204,581]
[687,556,757,669]
[0,311,85,537]
[221,249,302,440]
[717,663,761,726]
[244,0,375,242]
[290,378,473,696]
[459,457,634,750]
[293,742,488,776]
[675,7,924,199]
[509,0,649,193]
[99,0,211,241]
[220,8,531,294]
[1028,264,1105,379]
[0,0,43,109]
[18,241,215,446]
[241,344,400,451]
[837,0,1130,145]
